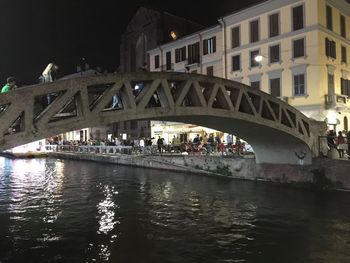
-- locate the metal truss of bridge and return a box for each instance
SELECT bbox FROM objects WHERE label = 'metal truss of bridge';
[0,72,325,164]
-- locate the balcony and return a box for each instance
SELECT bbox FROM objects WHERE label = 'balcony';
[325,93,348,109]
[185,61,200,68]
[161,63,174,71]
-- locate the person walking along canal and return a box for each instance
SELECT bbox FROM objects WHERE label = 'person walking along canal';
[157,136,164,154]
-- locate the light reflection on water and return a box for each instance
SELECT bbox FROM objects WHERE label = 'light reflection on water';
[0,158,66,250]
[0,157,350,263]
[97,184,119,235]
[91,184,120,261]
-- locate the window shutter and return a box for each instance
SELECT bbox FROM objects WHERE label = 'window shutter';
[213,37,216,53]
[203,39,208,55]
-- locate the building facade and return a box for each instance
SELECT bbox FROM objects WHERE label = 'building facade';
[115,7,204,140]
[148,0,350,134]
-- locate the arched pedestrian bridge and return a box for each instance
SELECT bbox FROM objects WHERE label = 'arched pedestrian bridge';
[0,72,326,164]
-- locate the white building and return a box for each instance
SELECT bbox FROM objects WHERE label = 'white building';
[148,0,350,133]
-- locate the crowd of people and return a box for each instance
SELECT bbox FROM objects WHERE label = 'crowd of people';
[326,130,350,159]
[171,133,248,156]
[47,129,350,159]
[46,133,249,156]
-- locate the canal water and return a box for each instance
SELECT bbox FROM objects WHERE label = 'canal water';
[0,157,350,263]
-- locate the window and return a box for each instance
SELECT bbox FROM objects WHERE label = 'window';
[155,55,160,69]
[130,120,138,129]
[232,55,241,71]
[325,38,336,59]
[345,116,348,132]
[341,78,350,96]
[270,78,281,97]
[250,19,259,43]
[326,5,333,31]
[293,74,305,95]
[203,36,216,55]
[206,66,214,76]
[340,14,346,38]
[293,38,305,58]
[328,74,334,94]
[251,81,260,89]
[170,30,178,40]
[292,5,304,31]
[269,13,279,37]
[166,51,172,70]
[188,42,200,64]
[269,44,280,63]
[250,50,260,68]
[231,26,240,48]
[175,46,186,63]
[341,46,347,64]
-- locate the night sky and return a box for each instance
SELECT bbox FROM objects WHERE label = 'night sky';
[2,0,346,86]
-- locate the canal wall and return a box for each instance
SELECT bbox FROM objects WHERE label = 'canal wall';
[48,152,350,191]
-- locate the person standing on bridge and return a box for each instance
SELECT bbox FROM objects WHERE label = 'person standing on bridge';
[1,77,17,93]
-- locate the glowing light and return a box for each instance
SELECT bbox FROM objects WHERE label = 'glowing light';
[254,55,263,62]
[10,139,46,154]
[170,31,178,40]
[327,110,338,125]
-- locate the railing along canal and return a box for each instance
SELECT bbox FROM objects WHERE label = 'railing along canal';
[45,145,134,155]
[44,143,254,157]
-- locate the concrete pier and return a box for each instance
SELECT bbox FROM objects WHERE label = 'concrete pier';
[48,152,350,191]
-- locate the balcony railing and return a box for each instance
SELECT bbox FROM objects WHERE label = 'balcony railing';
[161,63,174,71]
[185,61,200,68]
[325,93,348,108]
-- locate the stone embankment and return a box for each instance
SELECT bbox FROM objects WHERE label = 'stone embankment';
[48,152,350,191]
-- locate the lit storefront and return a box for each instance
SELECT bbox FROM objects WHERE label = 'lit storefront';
[150,120,234,144]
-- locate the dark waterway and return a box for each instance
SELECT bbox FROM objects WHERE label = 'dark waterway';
[0,157,350,263]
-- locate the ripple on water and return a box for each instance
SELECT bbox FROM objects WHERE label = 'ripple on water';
[0,158,350,263]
